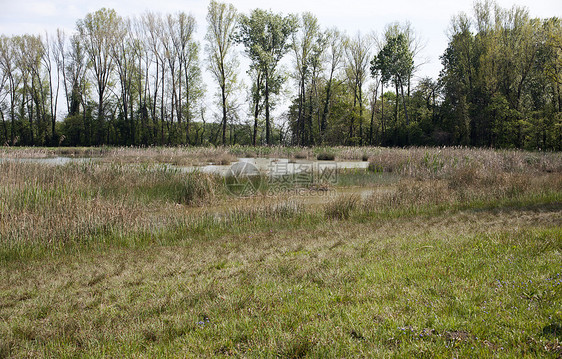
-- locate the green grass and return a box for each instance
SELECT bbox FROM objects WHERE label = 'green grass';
[0,146,561,357]
[1,206,560,357]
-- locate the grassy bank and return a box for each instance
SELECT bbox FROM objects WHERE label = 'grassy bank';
[0,146,561,357]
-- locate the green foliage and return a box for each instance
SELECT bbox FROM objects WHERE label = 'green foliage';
[371,33,413,87]
[316,152,335,160]
[439,2,562,150]
[236,9,298,145]
[0,2,560,149]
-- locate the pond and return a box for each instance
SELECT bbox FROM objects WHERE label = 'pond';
[174,157,369,176]
[0,156,370,177]
[0,156,94,165]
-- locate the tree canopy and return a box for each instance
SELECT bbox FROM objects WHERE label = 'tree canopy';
[0,1,559,150]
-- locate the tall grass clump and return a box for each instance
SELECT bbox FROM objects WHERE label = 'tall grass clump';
[222,200,305,225]
[317,152,335,161]
[360,171,562,215]
[324,194,360,219]
[177,171,221,205]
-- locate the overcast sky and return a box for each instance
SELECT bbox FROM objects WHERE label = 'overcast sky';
[0,0,559,117]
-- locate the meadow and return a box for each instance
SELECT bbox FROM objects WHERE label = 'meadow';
[0,146,561,358]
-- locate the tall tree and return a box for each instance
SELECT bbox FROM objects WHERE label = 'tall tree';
[42,32,60,142]
[16,35,46,144]
[205,0,238,145]
[77,8,120,144]
[320,28,344,143]
[237,9,298,145]
[0,36,19,144]
[54,29,70,116]
[291,12,319,146]
[372,30,413,140]
[344,32,371,145]
[110,17,137,144]
[167,12,202,144]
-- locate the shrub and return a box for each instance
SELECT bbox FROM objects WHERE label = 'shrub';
[294,151,309,159]
[317,152,335,161]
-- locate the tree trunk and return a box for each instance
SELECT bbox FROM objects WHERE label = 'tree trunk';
[221,68,227,145]
[160,62,165,145]
[398,78,410,146]
[252,71,261,146]
[399,79,409,127]
[265,68,271,145]
[394,83,399,128]
[0,108,7,143]
[358,81,363,146]
[98,88,104,145]
[381,83,385,143]
[307,89,314,146]
[369,82,378,145]
[296,78,304,145]
[320,68,334,143]
[350,85,357,142]
[9,78,15,144]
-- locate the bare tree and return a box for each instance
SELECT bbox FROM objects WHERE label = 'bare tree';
[111,17,137,144]
[291,12,319,145]
[206,0,238,145]
[320,28,344,142]
[77,8,120,144]
[344,32,372,145]
[43,32,60,142]
[0,36,20,144]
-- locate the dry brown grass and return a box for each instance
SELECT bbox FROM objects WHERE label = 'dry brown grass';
[99,147,237,166]
[361,172,562,212]
[0,161,222,246]
[0,146,238,166]
[366,147,562,178]
[324,194,360,219]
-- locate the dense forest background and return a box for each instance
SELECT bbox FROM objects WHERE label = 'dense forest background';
[0,0,560,149]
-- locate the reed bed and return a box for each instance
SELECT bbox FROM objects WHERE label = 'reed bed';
[1,146,560,256]
[0,161,219,247]
[0,146,238,166]
[367,147,562,179]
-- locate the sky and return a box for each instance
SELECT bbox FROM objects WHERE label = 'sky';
[0,0,560,117]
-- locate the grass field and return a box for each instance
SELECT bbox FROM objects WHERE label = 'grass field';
[1,146,561,358]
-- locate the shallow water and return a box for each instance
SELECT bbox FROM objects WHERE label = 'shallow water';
[0,156,369,177]
[173,157,369,177]
[0,156,94,165]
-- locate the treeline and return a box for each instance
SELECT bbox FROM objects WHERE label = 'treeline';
[0,0,560,149]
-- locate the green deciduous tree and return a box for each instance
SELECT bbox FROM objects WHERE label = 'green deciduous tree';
[371,30,413,134]
[237,9,298,145]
